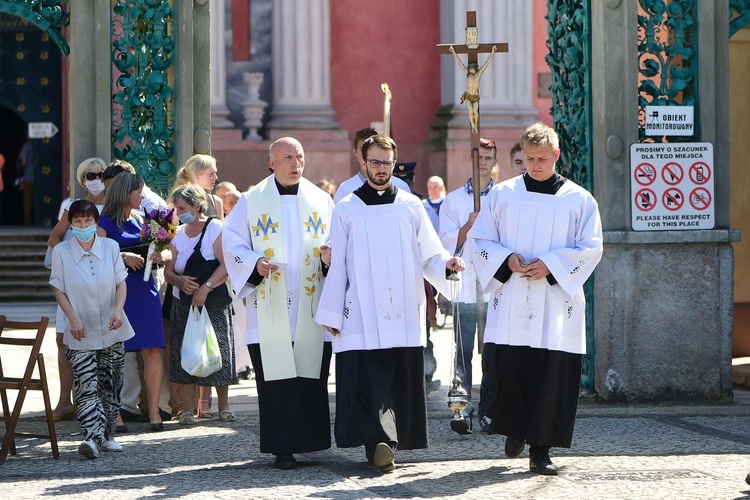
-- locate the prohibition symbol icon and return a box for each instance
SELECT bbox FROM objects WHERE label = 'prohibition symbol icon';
[689,187,711,210]
[635,188,656,212]
[662,188,684,211]
[634,163,656,186]
[689,162,710,185]
[661,162,683,186]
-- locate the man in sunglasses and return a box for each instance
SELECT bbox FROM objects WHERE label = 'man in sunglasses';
[316,135,465,473]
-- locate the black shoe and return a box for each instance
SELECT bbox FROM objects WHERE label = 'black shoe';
[450,415,473,435]
[274,454,298,470]
[116,424,129,434]
[372,442,395,472]
[120,409,142,422]
[529,452,558,475]
[505,436,525,458]
[149,422,164,432]
[479,416,496,435]
[746,471,750,486]
[238,367,252,380]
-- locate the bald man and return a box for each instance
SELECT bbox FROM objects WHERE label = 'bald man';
[223,137,334,470]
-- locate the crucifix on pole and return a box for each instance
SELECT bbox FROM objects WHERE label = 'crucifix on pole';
[437,12,508,369]
[437,11,508,212]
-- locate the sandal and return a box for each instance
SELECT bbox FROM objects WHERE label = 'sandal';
[219,410,236,422]
[178,412,196,425]
[197,400,213,419]
[52,407,76,422]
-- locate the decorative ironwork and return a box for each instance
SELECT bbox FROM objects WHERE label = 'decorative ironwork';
[545,1,595,392]
[0,0,69,55]
[545,0,592,191]
[730,0,750,37]
[111,0,176,199]
[637,0,697,143]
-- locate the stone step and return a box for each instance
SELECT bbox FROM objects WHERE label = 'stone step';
[0,289,55,302]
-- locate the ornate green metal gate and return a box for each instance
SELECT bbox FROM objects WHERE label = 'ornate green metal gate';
[111,0,176,199]
[545,0,595,392]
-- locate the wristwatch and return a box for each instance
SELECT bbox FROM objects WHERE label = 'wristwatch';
[205,281,213,289]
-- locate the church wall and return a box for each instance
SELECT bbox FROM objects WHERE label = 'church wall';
[330,0,442,192]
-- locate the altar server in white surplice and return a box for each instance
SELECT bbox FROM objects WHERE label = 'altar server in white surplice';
[468,123,603,476]
[222,137,334,471]
[316,135,465,473]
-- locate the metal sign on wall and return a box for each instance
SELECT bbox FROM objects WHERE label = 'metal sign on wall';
[630,142,714,231]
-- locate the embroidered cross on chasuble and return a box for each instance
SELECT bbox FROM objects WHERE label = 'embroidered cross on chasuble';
[246,176,331,381]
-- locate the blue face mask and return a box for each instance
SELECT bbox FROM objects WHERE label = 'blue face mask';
[72,225,97,243]
[178,210,196,224]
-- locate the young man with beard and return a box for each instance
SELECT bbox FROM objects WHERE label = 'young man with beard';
[316,135,465,473]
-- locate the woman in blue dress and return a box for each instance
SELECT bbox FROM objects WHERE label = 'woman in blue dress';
[98,172,167,430]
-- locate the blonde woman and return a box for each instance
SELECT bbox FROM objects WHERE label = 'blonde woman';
[173,154,224,220]
[47,157,107,422]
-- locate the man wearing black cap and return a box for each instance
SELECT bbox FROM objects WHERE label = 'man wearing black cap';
[316,135,464,473]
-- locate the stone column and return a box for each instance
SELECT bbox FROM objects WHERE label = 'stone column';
[69,0,112,198]
[210,0,233,128]
[176,0,211,165]
[266,0,339,130]
[437,0,537,129]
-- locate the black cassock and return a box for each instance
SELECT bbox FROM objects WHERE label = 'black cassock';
[248,343,332,455]
[334,183,429,453]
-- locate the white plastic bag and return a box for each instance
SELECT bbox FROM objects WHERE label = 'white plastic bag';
[181,306,222,377]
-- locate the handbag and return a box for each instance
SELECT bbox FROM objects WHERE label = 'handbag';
[180,305,223,377]
[179,217,232,306]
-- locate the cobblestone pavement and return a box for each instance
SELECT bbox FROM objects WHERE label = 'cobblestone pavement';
[2,304,750,499]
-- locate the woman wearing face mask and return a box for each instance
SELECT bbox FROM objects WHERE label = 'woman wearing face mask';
[98,172,168,431]
[49,200,135,459]
[164,185,235,424]
[46,157,107,422]
[170,154,224,418]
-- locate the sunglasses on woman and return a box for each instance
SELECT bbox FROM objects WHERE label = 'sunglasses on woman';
[85,172,103,181]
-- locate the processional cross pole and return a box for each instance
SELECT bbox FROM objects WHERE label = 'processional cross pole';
[437,13,508,415]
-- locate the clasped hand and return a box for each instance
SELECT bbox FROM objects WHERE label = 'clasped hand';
[510,254,550,281]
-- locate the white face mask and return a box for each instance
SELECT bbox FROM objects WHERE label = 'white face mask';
[85,179,105,195]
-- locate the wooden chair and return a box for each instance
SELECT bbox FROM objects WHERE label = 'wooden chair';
[0,315,59,463]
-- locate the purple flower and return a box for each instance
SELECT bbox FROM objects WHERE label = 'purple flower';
[141,226,152,238]
[148,209,158,220]
[159,207,173,220]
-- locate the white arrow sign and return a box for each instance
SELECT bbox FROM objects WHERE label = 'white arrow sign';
[28,122,59,139]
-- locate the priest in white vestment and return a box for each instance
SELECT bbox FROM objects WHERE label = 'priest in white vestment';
[469,123,603,475]
[333,127,410,203]
[222,137,334,471]
[316,135,464,473]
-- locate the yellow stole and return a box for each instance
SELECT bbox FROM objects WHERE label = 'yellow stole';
[246,176,329,381]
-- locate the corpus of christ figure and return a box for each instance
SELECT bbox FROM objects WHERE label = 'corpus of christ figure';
[450,44,497,134]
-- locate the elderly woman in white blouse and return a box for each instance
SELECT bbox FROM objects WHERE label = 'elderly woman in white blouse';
[49,199,135,460]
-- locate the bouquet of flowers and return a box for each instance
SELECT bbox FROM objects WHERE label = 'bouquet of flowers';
[139,207,177,281]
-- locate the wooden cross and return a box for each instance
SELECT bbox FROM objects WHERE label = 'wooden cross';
[437,11,508,211]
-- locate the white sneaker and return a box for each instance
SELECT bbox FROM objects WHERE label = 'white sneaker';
[101,439,123,452]
[78,440,99,459]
